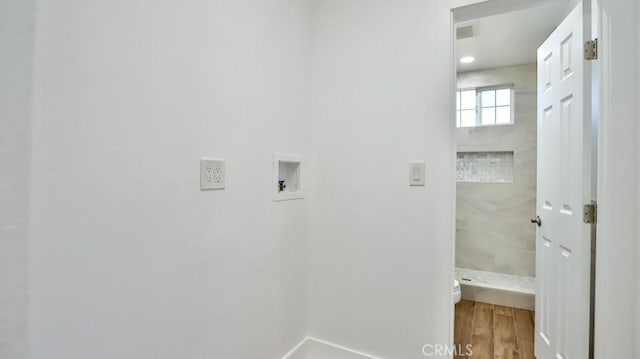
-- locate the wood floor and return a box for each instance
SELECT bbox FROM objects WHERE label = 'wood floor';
[454,300,535,359]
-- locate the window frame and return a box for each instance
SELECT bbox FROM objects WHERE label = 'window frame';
[456,84,515,128]
[456,88,478,128]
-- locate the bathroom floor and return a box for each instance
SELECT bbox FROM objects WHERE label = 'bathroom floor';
[454,300,535,359]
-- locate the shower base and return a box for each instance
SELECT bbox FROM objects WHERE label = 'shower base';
[455,267,535,310]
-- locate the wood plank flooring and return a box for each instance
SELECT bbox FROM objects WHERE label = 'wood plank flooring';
[454,300,535,359]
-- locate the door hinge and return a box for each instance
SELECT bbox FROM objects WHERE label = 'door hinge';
[584,39,598,60]
[583,202,597,224]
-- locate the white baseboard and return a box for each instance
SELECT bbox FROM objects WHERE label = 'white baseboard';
[281,337,386,359]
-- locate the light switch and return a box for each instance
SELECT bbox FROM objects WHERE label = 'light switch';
[409,162,425,186]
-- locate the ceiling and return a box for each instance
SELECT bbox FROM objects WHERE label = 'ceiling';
[455,2,570,72]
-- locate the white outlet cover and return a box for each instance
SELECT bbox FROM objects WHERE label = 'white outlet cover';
[200,159,225,190]
[409,162,425,186]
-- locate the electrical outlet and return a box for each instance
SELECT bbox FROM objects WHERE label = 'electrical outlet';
[201,159,225,190]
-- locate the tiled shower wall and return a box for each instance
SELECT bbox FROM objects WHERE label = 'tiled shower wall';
[456,64,537,277]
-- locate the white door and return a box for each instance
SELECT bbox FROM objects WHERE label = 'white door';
[535,2,593,359]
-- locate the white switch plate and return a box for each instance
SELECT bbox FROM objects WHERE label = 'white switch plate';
[201,159,225,190]
[409,162,425,186]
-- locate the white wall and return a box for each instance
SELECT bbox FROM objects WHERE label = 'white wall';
[637,2,640,353]
[309,0,640,358]
[593,0,640,357]
[309,0,455,357]
[18,1,640,358]
[0,0,34,358]
[29,1,311,358]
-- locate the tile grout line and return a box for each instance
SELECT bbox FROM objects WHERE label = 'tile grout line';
[492,304,496,359]
[470,301,477,359]
[512,308,522,356]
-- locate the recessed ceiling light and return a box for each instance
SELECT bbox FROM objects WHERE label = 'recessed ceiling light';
[460,56,475,64]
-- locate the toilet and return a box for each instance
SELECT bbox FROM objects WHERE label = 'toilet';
[454,279,461,304]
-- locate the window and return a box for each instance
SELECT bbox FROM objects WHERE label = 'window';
[456,85,514,127]
[456,89,477,127]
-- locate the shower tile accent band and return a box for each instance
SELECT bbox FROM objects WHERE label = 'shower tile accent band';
[456,151,515,183]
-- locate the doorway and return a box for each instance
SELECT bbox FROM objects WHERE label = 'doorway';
[450,1,595,358]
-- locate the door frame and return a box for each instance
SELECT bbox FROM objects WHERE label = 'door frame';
[443,0,603,357]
